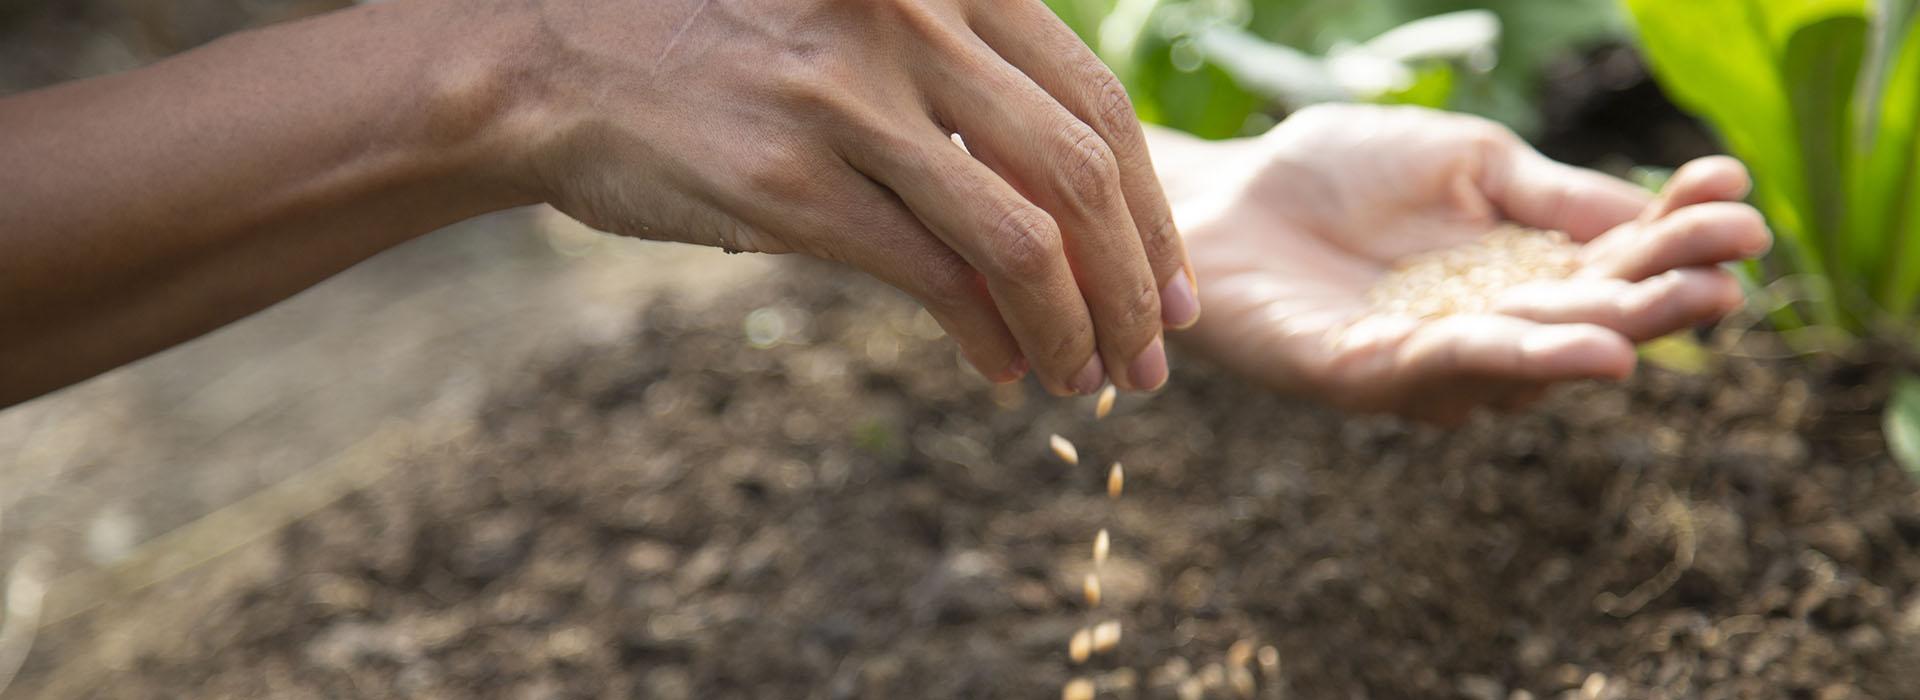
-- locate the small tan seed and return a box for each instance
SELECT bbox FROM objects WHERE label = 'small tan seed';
[1093,529,1110,565]
[1050,434,1079,465]
[1069,627,1093,663]
[1063,677,1095,700]
[1091,620,1122,653]
[1083,572,1102,607]
[1106,463,1124,499]
[1227,639,1255,668]
[1095,385,1117,419]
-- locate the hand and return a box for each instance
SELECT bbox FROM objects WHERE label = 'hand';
[499,0,1197,394]
[1164,104,1771,424]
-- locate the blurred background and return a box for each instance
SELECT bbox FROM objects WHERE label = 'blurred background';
[1,1,1915,698]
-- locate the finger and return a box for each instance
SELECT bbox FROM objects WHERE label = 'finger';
[1396,315,1636,387]
[1577,201,1772,281]
[1482,142,1652,241]
[841,126,1105,396]
[721,161,1029,384]
[966,1,1199,331]
[1494,267,1746,342]
[924,40,1168,391]
[836,186,1029,384]
[1640,155,1753,222]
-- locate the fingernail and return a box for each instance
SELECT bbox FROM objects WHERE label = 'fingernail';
[996,355,1029,384]
[1127,336,1169,391]
[1070,355,1105,395]
[1161,274,1201,329]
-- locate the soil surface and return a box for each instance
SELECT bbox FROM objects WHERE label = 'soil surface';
[14,262,1917,700]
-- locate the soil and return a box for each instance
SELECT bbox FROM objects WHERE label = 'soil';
[14,260,1918,700]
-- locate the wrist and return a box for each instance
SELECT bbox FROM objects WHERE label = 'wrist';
[388,0,554,210]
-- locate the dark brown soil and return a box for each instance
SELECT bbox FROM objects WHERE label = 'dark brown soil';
[16,261,1917,700]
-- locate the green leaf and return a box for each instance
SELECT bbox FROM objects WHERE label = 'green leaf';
[1620,0,1852,329]
[1866,8,1920,316]
[1884,372,1920,476]
[1782,15,1868,303]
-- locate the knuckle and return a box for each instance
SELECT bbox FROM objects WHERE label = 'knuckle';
[1088,69,1138,138]
[1121,276,1160,327]
[918,256,982,307]
[984,205,1062,280]
[1138,215,1180,266]
[1052,123,1120,211]
[1043,321,1088,368]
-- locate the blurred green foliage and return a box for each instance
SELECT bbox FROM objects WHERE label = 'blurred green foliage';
[1045,0,1629,139]
[1624,0,1920,338]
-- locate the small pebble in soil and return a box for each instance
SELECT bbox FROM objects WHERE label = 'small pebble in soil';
[1062,677,1095,700]
[1367,225,1581,319]
[1050,434,1079,465]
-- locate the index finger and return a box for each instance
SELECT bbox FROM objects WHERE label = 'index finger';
[967,0,1200,331]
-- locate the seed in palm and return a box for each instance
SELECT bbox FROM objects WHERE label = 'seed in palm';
[1367,225,1581,319]
[1093,528,1109,565]
[1106,463,1123,499]
[1083,572,1102,607]
[1050,434,1079,465]
[1095,385,1116,419]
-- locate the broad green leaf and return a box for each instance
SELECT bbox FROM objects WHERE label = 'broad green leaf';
[1884,372,1920,476]
[1782,15,1868,303]
[1622,0,1840,328]
[1867,9,1920,315]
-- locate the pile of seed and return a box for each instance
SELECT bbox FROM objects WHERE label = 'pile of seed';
[1051,387,1282,700]
[1367,225,1582,319]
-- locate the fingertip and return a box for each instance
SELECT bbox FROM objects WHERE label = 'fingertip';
[1161,273,1201,330]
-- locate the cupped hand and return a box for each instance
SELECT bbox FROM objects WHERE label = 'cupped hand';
[506,0,1196,394]
[1165,104,1771,424]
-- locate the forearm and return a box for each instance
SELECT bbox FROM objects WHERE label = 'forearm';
[0,1,540,406]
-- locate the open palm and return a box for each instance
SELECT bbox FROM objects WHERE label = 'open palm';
[1164,105,1770,424]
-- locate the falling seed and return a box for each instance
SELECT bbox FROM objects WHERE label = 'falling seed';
[1083,572,1102,607]
[1091,620,1122,653]
[1095,385,1117,419]
[1069,627,1093,663]
[1050,434,1079,465]
[1062,677,1095,700]
[1093,529,1110,565]
[1227,639,1255,669]
[1107,463,1124,499]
